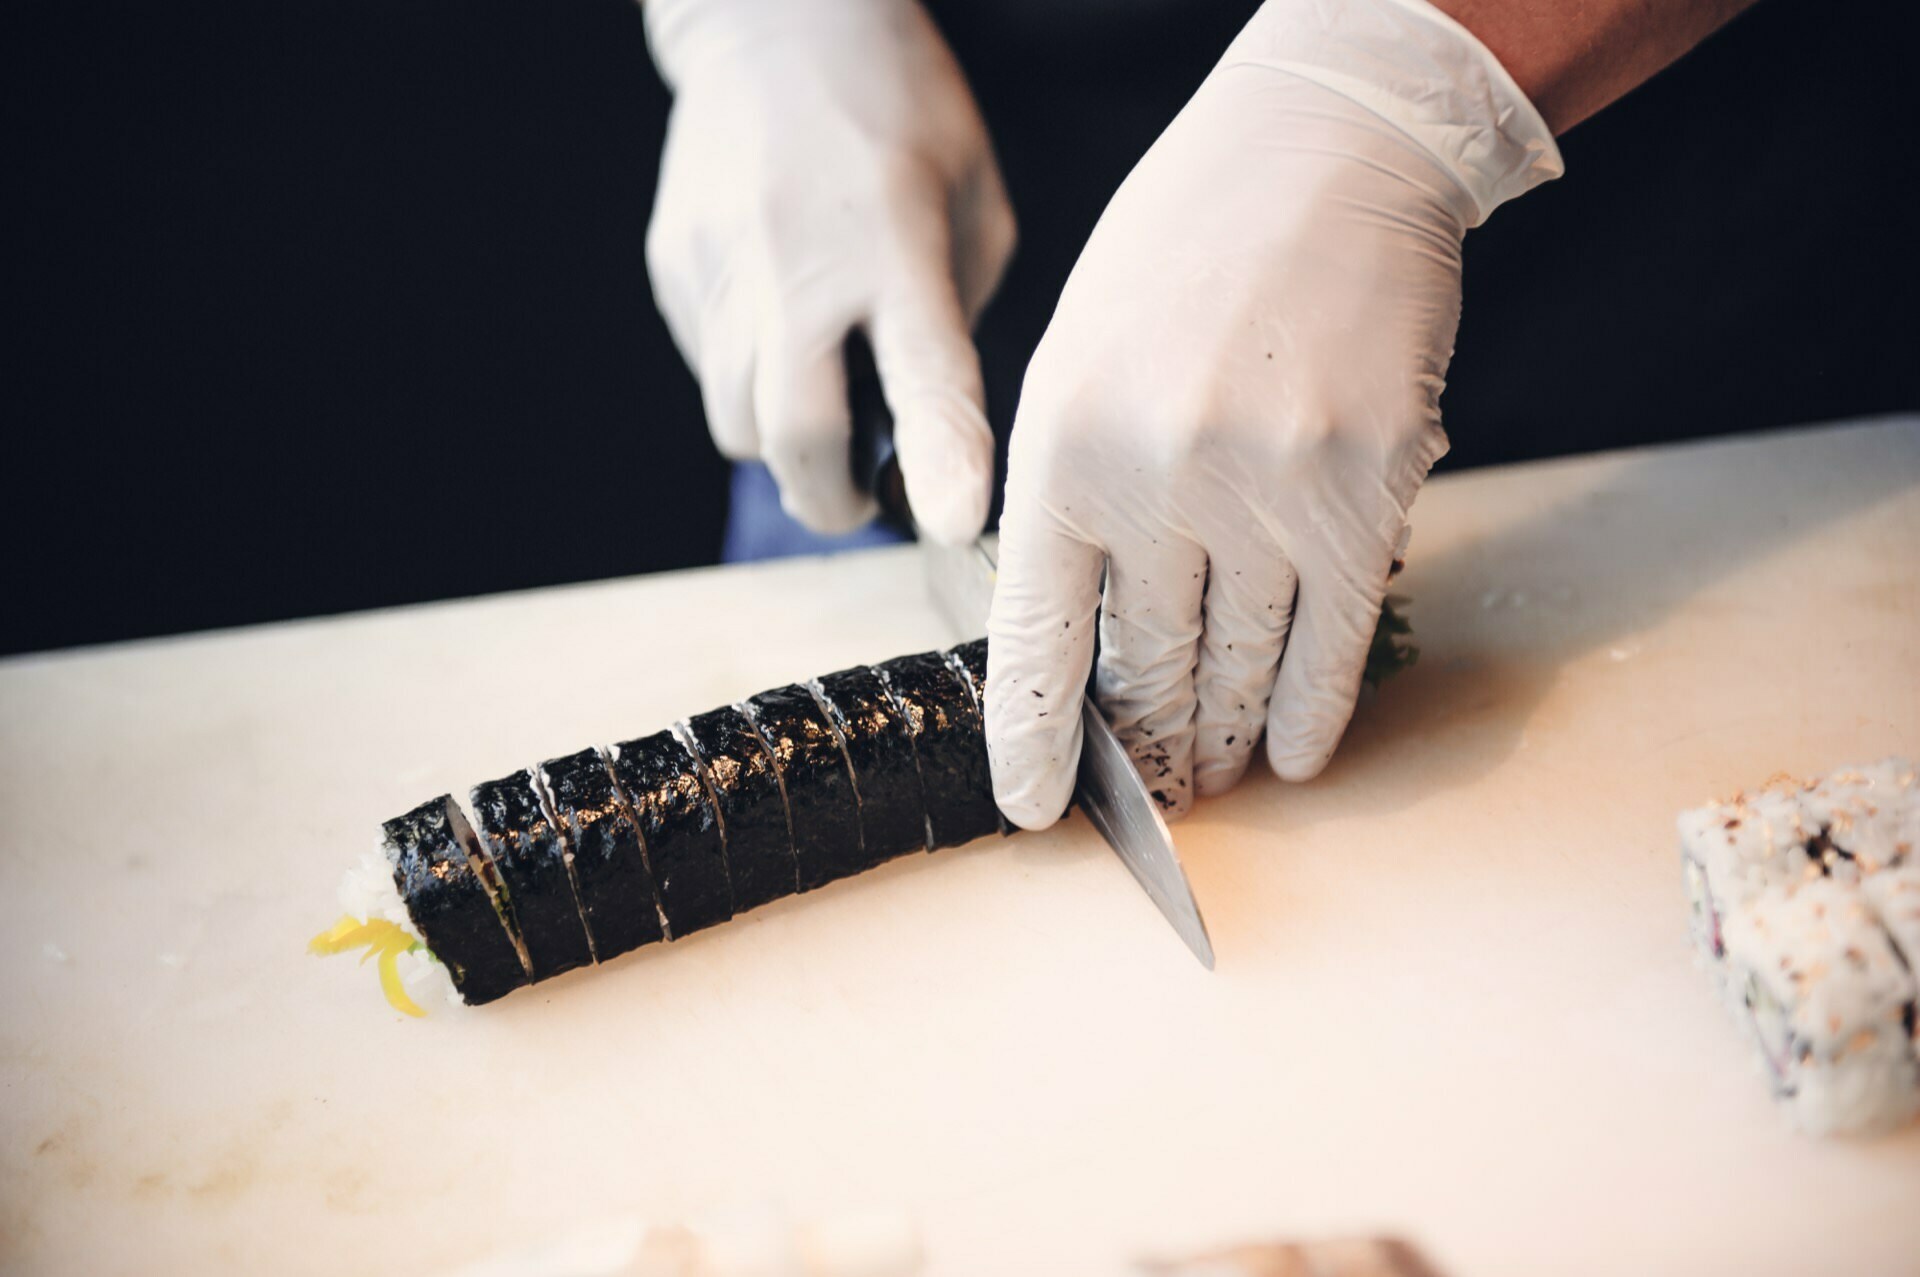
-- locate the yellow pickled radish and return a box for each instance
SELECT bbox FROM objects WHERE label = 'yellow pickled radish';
[307,914,367,954]
[309,916,431,1017]
[377,943,426,1018]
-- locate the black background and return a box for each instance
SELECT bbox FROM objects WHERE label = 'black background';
[7,0,1915,655]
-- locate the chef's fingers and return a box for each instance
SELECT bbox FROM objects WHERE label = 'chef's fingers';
[693,280,760,461]
[1263,531,1400,782]
[1096,534,1209,819]
[868,272,995,546]
[984,473,1104,830]
[648,259,701,371]
[752,319,878,534]
[1192,541,1297,799]
[643,190,700,368]
[950,157,1018,324]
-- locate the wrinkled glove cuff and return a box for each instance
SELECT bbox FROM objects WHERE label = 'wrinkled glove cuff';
[1222,0,1563,226]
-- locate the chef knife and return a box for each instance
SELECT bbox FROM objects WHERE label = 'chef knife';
[846,335,1214,969]
[922,537,1215,970]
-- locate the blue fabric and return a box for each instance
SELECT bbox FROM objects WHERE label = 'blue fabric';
[721,462,913,564]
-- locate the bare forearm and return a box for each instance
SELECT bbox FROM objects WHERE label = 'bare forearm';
[1430,0,1759,133]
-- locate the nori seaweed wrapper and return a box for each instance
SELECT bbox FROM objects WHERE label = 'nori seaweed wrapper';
[745,684,865,890]
[879,651,1002,850]
[681,707,799,912]
[382,795,529,1005]
[812,665,930,864]
[540,748,664,962]
[470,770,595,980]
[610,731,733,937]
[942,639,1010,836]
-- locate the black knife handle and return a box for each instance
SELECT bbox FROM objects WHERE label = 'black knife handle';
[845,332,914,532]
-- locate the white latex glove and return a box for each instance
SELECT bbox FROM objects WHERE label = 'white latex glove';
[985,0,1562,828]
[644,0,1015,542]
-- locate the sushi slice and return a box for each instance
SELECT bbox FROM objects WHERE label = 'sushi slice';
[942,639,1010,836]
[610,731,733,937]
[811,665,930,864]
[680,707,799,912]
[540,748,665,962]
[744,684,865,890]
[380,795,530,1005]
[470,770,595,979]
[878,652,1000,851]
[1719,877,1919,1135]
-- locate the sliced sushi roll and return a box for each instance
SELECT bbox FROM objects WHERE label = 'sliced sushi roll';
[540,748,665,962]
[744,684,865,891]
[327,645,1031,1013]
[811,665,930,865]
[1719,877,1919,1135]
[470,770,595,979]
[942,638,1010,837]
[878,652,1001,851]
[380,795,530,1005]
[610,730,733,937]
[680,707,799,912]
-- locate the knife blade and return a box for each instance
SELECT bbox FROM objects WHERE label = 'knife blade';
[923,538,1215,970]
[844,335,1213,968]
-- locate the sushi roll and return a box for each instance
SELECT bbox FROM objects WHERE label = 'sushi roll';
[380,796,530,1005]
[811,665,931,865]
[540,748,665,963]
[610,730,734,937]
[878,651,1001,851]
[1679,759,1920,1133]
[470,770,595,979]
[680,707,799,912]
[1719,877,1919,1135]
[327,643,1026,1012]
[744,684,865,891]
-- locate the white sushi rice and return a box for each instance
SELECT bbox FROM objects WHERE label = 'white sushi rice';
[338,848,462,1010]
[1720,878,1918,1135]
[1680,758,1920,1135]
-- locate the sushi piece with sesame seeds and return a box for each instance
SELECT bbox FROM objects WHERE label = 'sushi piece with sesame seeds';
[379,796,530,1006]
[810,664,930,865]
[540,748,665,963]
[470,770,595,980]
[680,707,799,912]
[1679,758,1920,1134]
[744,684,866,891]
[610,730,733,938]
[877,651,1001,851]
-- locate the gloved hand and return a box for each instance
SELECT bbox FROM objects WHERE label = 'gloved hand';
[644,0,1015,543]
[984,0,1561,827]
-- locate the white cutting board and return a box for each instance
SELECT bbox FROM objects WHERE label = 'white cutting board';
[2,418,1917,1276]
